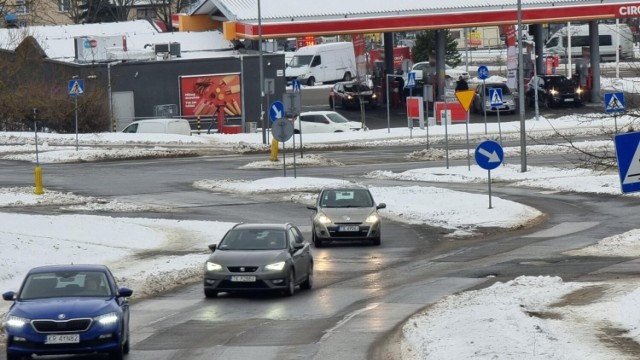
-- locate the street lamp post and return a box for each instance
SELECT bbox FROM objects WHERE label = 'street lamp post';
[258,0,266,144]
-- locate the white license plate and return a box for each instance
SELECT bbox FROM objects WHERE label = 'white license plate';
[340,226,359,232]
[45,334,80,344]
[564,98,574,102]
[230,276,256,282]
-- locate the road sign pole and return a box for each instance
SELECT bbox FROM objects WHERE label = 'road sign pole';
[615,113,618,134]
[75,97,79,151]
[444,100,449,169]
[488,170,493,209]
[497,109,504,165]
[282,141,286,177]
[386,75,391,133]
[466,110,470,171]
[292,131,297,178]
[482,79,487,135]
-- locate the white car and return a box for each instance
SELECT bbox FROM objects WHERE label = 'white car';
[404,62,470,85]
[293,111,366,134]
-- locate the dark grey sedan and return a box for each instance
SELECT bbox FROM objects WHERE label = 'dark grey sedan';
[203,223,313,298]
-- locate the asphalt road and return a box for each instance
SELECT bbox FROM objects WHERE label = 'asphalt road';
[1,142,640,359]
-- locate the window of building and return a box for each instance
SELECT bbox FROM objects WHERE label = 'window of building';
[15,0,29,14]
[59,0,71,12]
[136,8,154,19]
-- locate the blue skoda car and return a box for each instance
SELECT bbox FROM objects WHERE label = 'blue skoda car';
[2,264,133,360]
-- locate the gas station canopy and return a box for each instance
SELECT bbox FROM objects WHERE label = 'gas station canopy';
[188,0,640,39]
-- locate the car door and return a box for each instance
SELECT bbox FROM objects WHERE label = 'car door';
[288,226,309,283]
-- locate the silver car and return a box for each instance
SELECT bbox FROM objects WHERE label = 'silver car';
[203,223,313,298]
[471,82,518,114]
[307,187,386,247]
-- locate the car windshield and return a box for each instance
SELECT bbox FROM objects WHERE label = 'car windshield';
[218,229,287,250]
[343,83,371,92]
[413,63,430,71]
[546,76,572,87]
[325,112,350,124]
[289,55,313,67]
[319,189,374,208]
[20,271,111,300]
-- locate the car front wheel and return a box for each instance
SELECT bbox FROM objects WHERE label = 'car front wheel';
[312,231,324,248]
[204,289,218,298]
[301,263,313,290]
[307,77,315,86]
[284,271,296,296]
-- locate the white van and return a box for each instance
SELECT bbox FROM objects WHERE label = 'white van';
[285,42,357,86]
[121,118,191,136]
[544,23,634,61]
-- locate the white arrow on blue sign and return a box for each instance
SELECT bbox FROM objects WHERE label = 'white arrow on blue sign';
[269,101,285,122]
[475,140,504,170]
[489,88,503,106]
[614,132,640,193]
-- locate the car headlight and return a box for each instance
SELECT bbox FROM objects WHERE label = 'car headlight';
[347,95,353,100]
[317,214,332,224]
[576,88,583,94]
[206,262,223,272]
[265,261,286,271]
[5,315,29,329]
[550,89,558,96]
[372,94,377,99]
[365,213,380,223]
[95,312,119,326]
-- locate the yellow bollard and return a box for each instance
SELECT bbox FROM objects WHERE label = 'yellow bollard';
[270,138,279,161]
[34,166,44,195]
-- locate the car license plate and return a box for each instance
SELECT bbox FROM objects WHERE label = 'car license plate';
[45,334,80,344]
[230,276,256,282]
[564,98,574,102]
[340,226,359,232]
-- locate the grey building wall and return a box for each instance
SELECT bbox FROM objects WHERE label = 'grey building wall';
[108,52,287,126]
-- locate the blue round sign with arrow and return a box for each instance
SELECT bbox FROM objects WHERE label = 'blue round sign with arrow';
[475,140,503,170]
[269,101,285,122]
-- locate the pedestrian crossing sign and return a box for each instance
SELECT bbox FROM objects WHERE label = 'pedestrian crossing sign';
[614,132,640,193]
[489,88,503,106]
[406,71,416,88]
[68,79,84,97]
[605,92,624,113]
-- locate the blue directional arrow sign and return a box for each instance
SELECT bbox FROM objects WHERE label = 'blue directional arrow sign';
[605,92,625,113]
[489,88,503,106]
[292,80,301,93]
[477,65,489,80]
[68,79,84,97]
[475,140,504,170]
[614,132,640,193]
[406,71,416,88]
[269,101,285,122]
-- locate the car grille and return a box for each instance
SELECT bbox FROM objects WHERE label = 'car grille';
[10,335,114,350]
[327,225,371,238]
[32,318,92,333]
[227,266,259,273]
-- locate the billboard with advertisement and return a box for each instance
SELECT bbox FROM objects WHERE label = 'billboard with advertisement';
[179,74,242,117]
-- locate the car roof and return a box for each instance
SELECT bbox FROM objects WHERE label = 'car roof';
[27,264,110,274]
[320,185,369,192]
[231,223,291,231]
[299,111,338,116]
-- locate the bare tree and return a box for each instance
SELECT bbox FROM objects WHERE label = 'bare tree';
[151,0,198,30]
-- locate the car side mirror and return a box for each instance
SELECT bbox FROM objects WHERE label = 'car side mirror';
[293,242,304,250]
[377,203,386,209]
[208,244,217,252]
[2,291,16,301]
[307,205,316,210]
[117,287,133,298]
